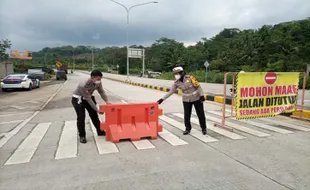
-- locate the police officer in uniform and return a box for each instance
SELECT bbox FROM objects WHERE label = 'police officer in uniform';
[71,70,110,143]
[157,66,207,135]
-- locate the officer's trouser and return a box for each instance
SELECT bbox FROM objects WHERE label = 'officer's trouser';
[183,100,206,131]
[71,96,103,137]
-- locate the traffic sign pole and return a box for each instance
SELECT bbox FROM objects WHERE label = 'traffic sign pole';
[204,61,209,83]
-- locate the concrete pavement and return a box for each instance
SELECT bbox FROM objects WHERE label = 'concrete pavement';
[0,71,309,190]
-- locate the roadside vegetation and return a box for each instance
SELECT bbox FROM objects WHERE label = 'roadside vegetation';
[1,18,309,88]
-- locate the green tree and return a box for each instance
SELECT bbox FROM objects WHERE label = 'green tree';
[0,39,11,61]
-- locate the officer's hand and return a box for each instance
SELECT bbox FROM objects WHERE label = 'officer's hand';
[199,96,205,102]
[157,99,164,105]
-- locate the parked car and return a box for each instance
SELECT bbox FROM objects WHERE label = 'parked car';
[56,70,67,80]
[0,74,40,92]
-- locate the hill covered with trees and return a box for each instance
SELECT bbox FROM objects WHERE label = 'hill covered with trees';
[1,18,309,86]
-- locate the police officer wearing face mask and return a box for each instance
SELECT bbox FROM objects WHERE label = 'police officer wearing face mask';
[157,66,207,135]
[71,70,111,143]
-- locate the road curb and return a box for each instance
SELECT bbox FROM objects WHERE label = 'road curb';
[103,76,310,121]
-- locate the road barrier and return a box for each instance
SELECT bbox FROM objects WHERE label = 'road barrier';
[100,102,163,143]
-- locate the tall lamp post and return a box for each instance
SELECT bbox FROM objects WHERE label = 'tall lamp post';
[109,0,158,80]
[87,46,94,71]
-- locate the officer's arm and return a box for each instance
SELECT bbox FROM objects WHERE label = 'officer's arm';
[190,76,204,96]
[97,83,108,102]
[78,82,99,112]
[162,83,177,100]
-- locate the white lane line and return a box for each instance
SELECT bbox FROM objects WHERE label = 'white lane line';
[10,105,26,110]
[55,120,77,160]
[210,111,294,134]
[160,115,219,143]
[260,118,310,132]
[121,100,127,104]
[0,81,67,149]
[0,120,23,125]
[159,128,188,146]
[132,140,155,150]
[0,112,33,117]
[40,81,67,111]
[4,122,51,165]
[89,119,119,154]
[193,113,271,137]
[0,111,39,148]
[172,113,244,140]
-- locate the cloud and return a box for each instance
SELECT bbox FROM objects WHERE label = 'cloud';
[0,0,309,51]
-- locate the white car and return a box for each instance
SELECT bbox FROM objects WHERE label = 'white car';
[1,74,40,92]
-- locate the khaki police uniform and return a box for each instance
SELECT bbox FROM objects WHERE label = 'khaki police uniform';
[162,75,207,132]
[71,78,108,137]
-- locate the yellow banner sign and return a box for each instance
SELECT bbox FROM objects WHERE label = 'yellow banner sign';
[9,50,32,60]
[55,61,62,68]
[236,72,300,119]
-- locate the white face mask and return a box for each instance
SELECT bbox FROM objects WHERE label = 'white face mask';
[174,74,181,80]
[94,80,101,84]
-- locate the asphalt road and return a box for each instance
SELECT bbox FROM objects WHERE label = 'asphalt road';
[102,73,310,110]
[0,71,309,190]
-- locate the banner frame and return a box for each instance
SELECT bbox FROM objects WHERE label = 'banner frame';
[214,72,307,129]
[214,72,236,131]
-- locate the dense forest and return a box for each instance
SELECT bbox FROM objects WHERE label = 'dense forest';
[1,18,309,86]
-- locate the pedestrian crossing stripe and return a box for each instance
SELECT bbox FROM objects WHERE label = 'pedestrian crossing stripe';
[209,111,294,134]
[55,120,78,160]
[5,122,51,165]
[1,112,309,166]
[171,113,245,140]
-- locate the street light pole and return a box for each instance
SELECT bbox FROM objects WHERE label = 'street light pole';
[109,0,158,81]
[91,47,94,71]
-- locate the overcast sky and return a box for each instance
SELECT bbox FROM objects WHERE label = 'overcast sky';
[1,0,309,51]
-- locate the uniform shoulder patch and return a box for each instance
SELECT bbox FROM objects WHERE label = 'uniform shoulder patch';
[84,80,94,89]
[189,75,200,87]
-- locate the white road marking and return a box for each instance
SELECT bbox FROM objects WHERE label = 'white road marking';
[0,112,33,117]
[89,119,119,154]
[121,100,127,104]
[10,105,26,110]
[0,111,39,148]
[210,111,294,134]
[160,115,219,143]
[0,81,67,149]
[195,113,271,137]
[55,120,77,160]
[4,122,51,165]
[260,118,310,132]
[0,120,23,125]
[159,128,188,146]
[40,81,67,111]
[172,113,244,140]
[132,140,155,150]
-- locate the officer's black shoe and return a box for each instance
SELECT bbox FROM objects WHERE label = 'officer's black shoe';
[202,130,207,135]
[97,131,106,136]
[183,130,190,135]
[80,137,87,143]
